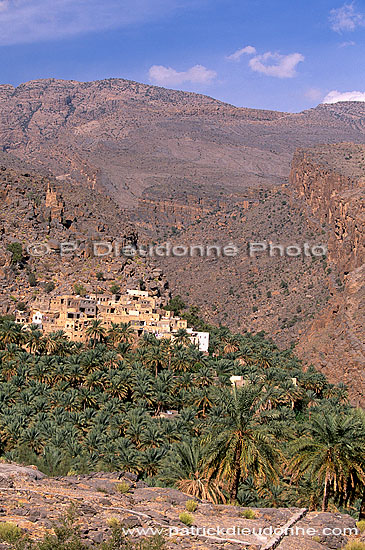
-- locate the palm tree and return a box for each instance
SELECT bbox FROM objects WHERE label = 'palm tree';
[86,320,106,347]
[26,327,46,355]
[171,347,192,373]
[114,437,141,474]
[237,344,257,366]
[191,386,214,418]
[44,330,70,355]
[289,410,365,511]
[140,447,167,477]
[118,322,135,344]
[115,341,132,359]
[161,440,226,503]
[1,359,18,381]
[151,371,173,415]
[0,321,26,348]
[140,424,166,449]
[204,386,282,501]
[124,409,148,449]
[222,334,240,355]
[173,329,191,347]
[144,345,164,378]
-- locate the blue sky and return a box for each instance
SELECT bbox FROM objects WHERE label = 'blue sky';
[0,0,364,112]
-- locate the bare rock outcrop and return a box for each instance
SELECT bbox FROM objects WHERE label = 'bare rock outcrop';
[0,463,360,550]
[291,144,364,405]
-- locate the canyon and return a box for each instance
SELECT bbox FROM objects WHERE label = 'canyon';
[0,78,363,402]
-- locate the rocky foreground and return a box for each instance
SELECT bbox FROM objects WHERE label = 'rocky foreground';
[0,463,362,550]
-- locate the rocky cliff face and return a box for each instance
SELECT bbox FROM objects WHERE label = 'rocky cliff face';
[290,144,364,273]
[291,144,364,405]
[1,79,365,216]
[0,159,169,313]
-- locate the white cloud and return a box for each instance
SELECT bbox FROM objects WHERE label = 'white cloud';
[226,45,256,61]
[0,0,192,45]
[339,40,356,46]
[249,51,304,78]
[323,90,365,103]
[329,2,364,32]
[149,64,217,86]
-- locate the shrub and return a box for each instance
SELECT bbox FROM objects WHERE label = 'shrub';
[164,295,185,315]
[0,522,22,542]
[115,481,130,494]
[73,283,86,297]
[110,284,121,295]
[7,242,24,265]
[44,281,55,293]
[185,500,198,512]
[28,272,37,287]
[11,525,166,549]
[179,512,194,526]
[356,520,365,534]
[96,272,104,281]
[240,509,256,519]
[343,542,365,550]
[106,517,120,528]
[103,525,166,550]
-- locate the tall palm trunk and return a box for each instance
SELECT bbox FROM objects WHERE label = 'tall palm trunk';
[230,446,242,501]
[322,474,330,511]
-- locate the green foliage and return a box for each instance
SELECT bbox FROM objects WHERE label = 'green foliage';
[115,481,131,494]
[10,508,165,550]
[289,410,365,511]
[356,520,365,533]
[0,315,363,515]
[179,512,194,526]
[28,272,37,287]
[110,284,121,295]
[164,295,186,315]
[73,284,86,297]
[7,242,24,265]
[185,500,198,512]
[240,509,256,519]
[342,542,365,550]
[0,522,22,543]
[44,281,55,293]
[96,272,104,281]
[101,526,165,550]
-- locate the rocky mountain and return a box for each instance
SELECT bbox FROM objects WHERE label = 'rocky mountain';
[0,78,363,400]
[158,143,364,403]
[0,79,364,220]
[0,156,169,314]
[291,144,364,405]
